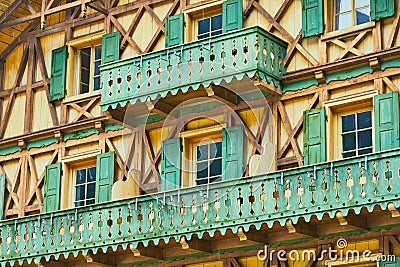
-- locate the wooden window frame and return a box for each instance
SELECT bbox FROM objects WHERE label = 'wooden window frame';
[75,44,102,96]
[73,165,97,207]
[60,150,99,209]
[333,0,371,31]
[65,32,104,100]
[325,90,377,161]
[183,0,223,42]
[180,125,224,187]
[323,0,375,37]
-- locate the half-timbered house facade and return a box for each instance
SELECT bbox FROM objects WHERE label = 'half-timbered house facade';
[0,0,400,266]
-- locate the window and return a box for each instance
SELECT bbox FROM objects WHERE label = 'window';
[196,141,223,184]
[334,0,370,30]
[197,14,223,40]
[77,45,102,95]
[74,166,96,207]
[341,110,372,158]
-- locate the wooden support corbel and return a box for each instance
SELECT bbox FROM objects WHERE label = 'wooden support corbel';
[145,97,174,118]
[130,244,141,256]
[286,219,296,234]
[285,219,317,237]
[129,244,164,260]
[95,121,105,133]
[314,70,325,84]
[388,202,400,217]
[180,236,189,249]
[237,227,247,241]
[206,85,238,106]
[54,130,63,142]
[336,211,368,229]
[18,139,27,150]
[34,259,44,267]
[369,57,381,71]
[84,254,93,263]
[253,78,282,96]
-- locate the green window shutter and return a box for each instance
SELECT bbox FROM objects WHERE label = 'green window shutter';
[43,163,62,212]
[101,32,121,64]
[165,14,184,48]
[374,92,399,152]
[50,46,67,102]
[222,125,244,180]
[303,107,326,165]
[95,152,115,203]
[370,0,394,20]
[301,0,324,37]
[0,174,5,220]
[222,0,243,33]
[161,138,181,191]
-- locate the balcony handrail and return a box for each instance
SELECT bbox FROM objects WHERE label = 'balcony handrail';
[1,148,399,266]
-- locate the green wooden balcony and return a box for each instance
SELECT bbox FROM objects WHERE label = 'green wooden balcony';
[100,27,287,111]
[2,149,400,266]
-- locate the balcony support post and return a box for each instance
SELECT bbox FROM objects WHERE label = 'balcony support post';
[388,202,400,217]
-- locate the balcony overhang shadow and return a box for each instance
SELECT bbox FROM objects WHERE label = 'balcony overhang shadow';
[99,27,288,121]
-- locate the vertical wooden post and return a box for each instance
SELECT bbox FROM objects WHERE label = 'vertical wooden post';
[24,37,36,133]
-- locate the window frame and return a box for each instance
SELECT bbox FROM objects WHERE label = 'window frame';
[325,90,377,161]
[180,125,224,188]
[323,0,375,38]
[333,0,371,31]
[75,44,102,95]
[183,0,223,42]
[73,165,97,207]
[65,32,105,100]
[60,150,100,209]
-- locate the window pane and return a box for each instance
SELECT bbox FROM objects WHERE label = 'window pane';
[356,7,370,25]
[81,48,91,68]
[342,114,355,132]
[198,18,210,35]
[358,130,372,148]
[197,144,208,161]
[93,77,101,91]
[81,68,90,84]
[336,0,352,13]
[342,132,356,151]
[210,159,222,176]
[211,14,222,31]
[336,12,352,30]
[209,176,221,183]
[80,84,89,94]
[88,167,96,182]
[86,199,95,205]
[94,61,101,76]
[356,0,369,8]
[75,185,85,201]
[359,148,372,155]
[210,142,222,158]
[357,111,372,129]
[76,169,86,184]
[94,45,102,60]
[343,151,356,158]
[196,178,208,185]
[87,183,96,199]
[211,30,223,37]
[75,201,84,207]
[197,162,208,179]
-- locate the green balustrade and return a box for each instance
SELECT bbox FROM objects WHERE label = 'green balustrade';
[1,149,400,266]
[100,27,287,110]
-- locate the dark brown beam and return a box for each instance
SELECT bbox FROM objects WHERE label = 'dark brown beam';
[206,85,238,106]
[145,98,174,118]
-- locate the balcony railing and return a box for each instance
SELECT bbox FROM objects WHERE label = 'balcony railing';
[1,149,400,266]
[100,27,288,110]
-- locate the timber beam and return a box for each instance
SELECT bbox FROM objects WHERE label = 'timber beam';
[285,219,318,238]
[129,244,164,260]
[237,227,267,244]
[206,85,239,106]
[336,211,368,230]
[253,78,282,96]
[145,97,175,118]
[179,236,212,253]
